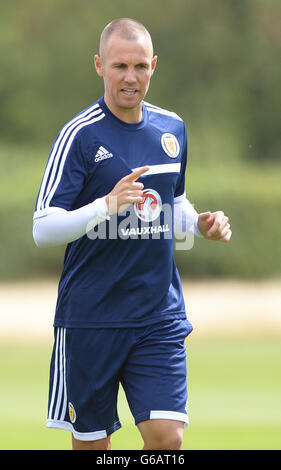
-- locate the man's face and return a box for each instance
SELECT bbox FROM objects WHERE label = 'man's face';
[95,33,157,120]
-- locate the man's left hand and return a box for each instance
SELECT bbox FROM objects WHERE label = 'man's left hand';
[198,211,232,242]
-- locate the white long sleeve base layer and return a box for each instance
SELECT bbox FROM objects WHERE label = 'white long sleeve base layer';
[33,195,202,248]
[174,194,203,238]
[33,197,110,247]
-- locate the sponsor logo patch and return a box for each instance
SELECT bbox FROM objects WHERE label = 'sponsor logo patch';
[134,189,162,222]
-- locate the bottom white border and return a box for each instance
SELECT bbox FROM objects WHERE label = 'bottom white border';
[149,410,189,428]
[46,419,107,441]
[47,410,189,441]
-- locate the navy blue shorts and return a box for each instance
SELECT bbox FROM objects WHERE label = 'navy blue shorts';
[46,319,193,441]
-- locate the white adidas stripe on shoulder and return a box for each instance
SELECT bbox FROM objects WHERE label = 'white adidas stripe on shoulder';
[36,104,105,211]
[144,101,182,121]
[36,103,101,211]
[44,112,105,210]
[37,104,103,211]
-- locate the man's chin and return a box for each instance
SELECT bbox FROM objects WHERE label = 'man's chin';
[118,92,143,107]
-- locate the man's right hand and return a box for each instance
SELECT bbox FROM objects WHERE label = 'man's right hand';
[105,166,149,214]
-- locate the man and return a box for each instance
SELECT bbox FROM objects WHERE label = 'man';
[33,18,231,450]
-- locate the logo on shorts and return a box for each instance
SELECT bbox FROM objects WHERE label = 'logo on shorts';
[69,402,76,423]
[134,189,162,222]
[161,133,180,158]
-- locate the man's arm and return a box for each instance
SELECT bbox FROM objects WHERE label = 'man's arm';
[33,197,109,247]
[174,195,232,242]
[174,195,203,237]
[33,166,149,247]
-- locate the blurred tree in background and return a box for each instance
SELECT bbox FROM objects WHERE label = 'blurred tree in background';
[1,0,280,161]
[0,0,280,280]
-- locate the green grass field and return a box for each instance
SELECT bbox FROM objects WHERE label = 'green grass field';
[1,335,281,450]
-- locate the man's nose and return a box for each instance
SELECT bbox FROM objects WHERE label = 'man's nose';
[124,67,137,83]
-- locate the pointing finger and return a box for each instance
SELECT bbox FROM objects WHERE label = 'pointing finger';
[123,166,150,182]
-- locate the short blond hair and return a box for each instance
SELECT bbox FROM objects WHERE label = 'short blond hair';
[99,18,154,58]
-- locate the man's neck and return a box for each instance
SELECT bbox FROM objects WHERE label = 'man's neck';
[104,96,143,124]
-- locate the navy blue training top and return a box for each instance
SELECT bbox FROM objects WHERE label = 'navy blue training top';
[34,96,191,328]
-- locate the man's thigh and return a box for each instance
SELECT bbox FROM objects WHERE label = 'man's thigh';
[121,319,192,429]
[46,327,135,441]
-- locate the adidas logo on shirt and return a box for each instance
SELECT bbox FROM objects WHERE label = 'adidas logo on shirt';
[94,146,113,162]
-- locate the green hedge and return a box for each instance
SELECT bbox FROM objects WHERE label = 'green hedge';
[175,194,281,279]
[175,159,281,279]
[0,146,280,280]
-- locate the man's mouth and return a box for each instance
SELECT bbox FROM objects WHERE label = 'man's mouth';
[121,89,138,96]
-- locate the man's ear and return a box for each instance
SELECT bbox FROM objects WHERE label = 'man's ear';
[94,54,103,77]
[151,55,158,76]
